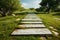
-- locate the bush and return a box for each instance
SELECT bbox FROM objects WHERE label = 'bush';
[53,12,60,16]
[15,12,28,15]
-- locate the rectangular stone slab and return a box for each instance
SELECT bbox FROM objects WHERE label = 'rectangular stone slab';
[23,18,41,19]
[22,19,42,21]
[11,28,52,35]
[21,22,43,23]
[22,20,42,22]
[19,24,45,28]
[24,16,41,19]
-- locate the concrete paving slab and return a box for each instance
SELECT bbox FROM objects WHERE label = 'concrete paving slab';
[49,26,54,29]
[16,18,20,21]
[11,28,52,35]
[18,24,45,28]
[21,19,42,21]
[52,31,59,36]
[49,26,57,31]
[40,37,46,40]
[54,18,60,21]
[21,22,43,23]
[22,20,42,22]
[24,17,39,19]
[12,14,16,16]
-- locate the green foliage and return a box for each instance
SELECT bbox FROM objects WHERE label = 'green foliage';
[36,0,60,12]
[0,0,23,17]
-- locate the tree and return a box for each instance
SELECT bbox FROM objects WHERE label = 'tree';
[0,0,22,16]
[36,0,60,13]
[29,8,35,10]
[36,6,47,12]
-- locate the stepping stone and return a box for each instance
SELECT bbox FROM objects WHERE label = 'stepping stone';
[22,20,42,22]
[49,26,57,31]
[24,17,41,19]
[18,24,45,28]
[21,22,43,23]
[53,29,57,31]
[25,16,39,18]
[12,14,16,16]
[16,18,20,21]
[54,18,60,21]
[49,26,54,29]
[11,28,52,35]
[22,19,42,21]
[52,31,59,36]
[40,37,46,40]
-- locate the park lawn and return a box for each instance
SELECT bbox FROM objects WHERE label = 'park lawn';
[0,13,60,40]
[37,13,60,40]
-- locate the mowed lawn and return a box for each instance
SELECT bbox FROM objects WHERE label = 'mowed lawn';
[0,13,60,40]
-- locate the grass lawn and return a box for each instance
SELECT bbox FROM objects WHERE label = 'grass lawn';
[0,14,40,40]
[37,13,60,40]
[0,13,60,40]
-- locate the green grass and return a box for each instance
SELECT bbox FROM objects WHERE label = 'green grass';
[0,15,27,40]
[0,14,40,40]
[0,13,60,40]
[37,13,60,40]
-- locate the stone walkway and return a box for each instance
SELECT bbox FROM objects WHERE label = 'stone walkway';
[11,12,52,36]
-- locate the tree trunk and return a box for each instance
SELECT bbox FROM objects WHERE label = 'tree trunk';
[1,13,6,17]
[8,12,12,16]
[7,11,12,16]
[47,7,51,14]
[1,11,6,17]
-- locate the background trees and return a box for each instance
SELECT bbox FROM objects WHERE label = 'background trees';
[36,0,60,13]
[0,0,24,17]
